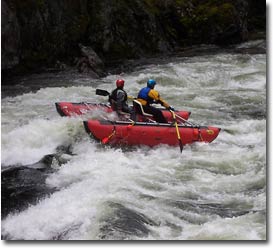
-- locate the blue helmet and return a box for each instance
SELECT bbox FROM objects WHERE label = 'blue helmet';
[147,79,156,88]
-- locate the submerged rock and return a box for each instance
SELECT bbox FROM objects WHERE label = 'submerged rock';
[98,202,157,239]
[1,145,74,219]
[1,166,56,219]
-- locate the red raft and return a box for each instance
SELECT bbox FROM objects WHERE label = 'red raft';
[55,102,113,116]
[55,102,191,122]
[83,120,221,147]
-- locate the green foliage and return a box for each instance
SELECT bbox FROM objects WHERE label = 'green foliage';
[179,1,236,43]
[195,2,235,25]
[143,0,161,14]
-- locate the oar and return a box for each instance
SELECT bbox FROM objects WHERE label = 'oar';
[170,110,183,153]
[96,88,135,99]
[96,89,110,96]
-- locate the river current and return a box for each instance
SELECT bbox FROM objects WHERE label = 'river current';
[1,41,266,240]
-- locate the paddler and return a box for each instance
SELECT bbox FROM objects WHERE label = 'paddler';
[109,79,135,120]
[137,79,175,123]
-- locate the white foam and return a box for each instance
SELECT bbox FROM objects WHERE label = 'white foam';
[1,52,266,240]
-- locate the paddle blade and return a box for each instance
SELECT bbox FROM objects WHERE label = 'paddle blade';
[96,89,110,96]
[179,139,183,153]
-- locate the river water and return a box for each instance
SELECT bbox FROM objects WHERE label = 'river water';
[1,41,266,240]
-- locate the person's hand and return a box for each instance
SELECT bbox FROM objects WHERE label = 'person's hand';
[168,106,175,111]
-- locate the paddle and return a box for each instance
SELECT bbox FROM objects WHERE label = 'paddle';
[170,110,183,153]
[96,89,110,96]
[96,88,135,99]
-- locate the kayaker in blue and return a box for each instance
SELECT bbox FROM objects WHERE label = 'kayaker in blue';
[137,79,174,123]
[109,79,135,120]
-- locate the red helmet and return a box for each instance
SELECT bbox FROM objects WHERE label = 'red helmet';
[116,79,125,88]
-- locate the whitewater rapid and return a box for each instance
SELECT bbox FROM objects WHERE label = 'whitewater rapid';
[1,44,266,240]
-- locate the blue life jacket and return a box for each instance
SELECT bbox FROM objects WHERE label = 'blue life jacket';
[138,87,153,104]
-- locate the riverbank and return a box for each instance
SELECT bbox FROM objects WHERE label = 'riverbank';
[2,0,265,80]
[1,38,266,99]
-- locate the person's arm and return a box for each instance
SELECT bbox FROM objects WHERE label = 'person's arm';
[148,89,170,108]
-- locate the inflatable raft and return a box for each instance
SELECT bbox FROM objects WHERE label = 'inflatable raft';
[55,102,191,122]
[83,119,221,147]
